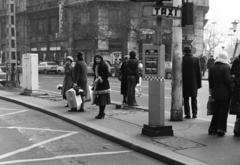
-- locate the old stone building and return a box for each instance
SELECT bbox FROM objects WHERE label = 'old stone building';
[0,0,209,65]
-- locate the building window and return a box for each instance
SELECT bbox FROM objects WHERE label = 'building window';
[11,16,14,24]
[11,40,15,48]
[49,16,58,34]
[11,27,14,36]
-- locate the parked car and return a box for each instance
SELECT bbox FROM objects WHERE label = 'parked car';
[38,61,59,74]
[56,62,76,75]
[165,61,172,79]
[0,67,7,85]
[87,61,117,77]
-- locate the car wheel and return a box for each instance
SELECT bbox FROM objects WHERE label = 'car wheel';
[166,72,172,79]
[44,69,48,75]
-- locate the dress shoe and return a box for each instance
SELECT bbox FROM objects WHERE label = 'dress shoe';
[193,115,197,119]
[95,113,105,119]
[208,130,217,135]
[184,115,191,119]
[68,108,77,112]
[78,108,85,112]
[217,132,225,137]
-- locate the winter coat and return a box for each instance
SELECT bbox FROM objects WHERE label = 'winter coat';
[93,63,110,92]
[209,62,234,100]
[73,60,88,95]
[120,61,128,95]
[61,65,74,99]
[199,56,207,72]
[207,58,215,70]
[126,58,139,83]
[230,57,240,115]
[182,53,202,97]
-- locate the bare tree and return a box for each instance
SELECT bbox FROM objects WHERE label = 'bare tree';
[204,23,229,58]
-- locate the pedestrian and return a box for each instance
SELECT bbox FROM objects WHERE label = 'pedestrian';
[120,55,129,105]
[208,51,234,136]
[92,55,111,119]
[207,55,215,71]
[135,62,143,97]
[71,51,88,112]
[182,46,202,119]
[199,54,207,77]
[229,54,240,119]
[61,56,74,107]
[126,51,139,106]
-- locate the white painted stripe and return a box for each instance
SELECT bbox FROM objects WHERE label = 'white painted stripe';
[4,126,77,133]
[0,132,78,160]
[0,150,131,165]
[0,108,29,111]
[0,110,28,117]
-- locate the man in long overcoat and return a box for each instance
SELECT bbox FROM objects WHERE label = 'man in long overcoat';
[182,46,202,119]
[72,51,88,112]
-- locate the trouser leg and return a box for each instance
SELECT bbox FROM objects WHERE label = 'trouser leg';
[191,97,198,116]
[184,97,190,117]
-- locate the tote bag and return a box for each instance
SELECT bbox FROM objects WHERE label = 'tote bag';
[207,96,215,115]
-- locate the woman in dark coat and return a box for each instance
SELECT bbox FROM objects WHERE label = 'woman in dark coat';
[208,51,234,136]
[126,51,139,106]
[62,56,74,106]
[230,55,240,119]
[92,55,111,119]
[72,51,88,112]
[120,55,129,105]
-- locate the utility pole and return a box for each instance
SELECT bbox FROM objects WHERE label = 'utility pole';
[170,0,183,121]
[6,0,18,86]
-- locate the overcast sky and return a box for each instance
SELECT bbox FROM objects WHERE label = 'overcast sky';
[206,0,240,30]
[205,0,240,55]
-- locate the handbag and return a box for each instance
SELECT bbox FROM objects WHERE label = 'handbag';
[207,96,215,115]
[118,73,123,81]
[234,118,240,136]
[89,85,95,104]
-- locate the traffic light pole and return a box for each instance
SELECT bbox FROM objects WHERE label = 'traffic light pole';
[170,0,183,121]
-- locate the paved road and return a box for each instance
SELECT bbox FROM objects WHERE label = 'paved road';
[34,74,236,125]
[0,99,167,165]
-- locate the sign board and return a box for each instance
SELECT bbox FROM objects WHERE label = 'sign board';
[143,5,181,19]
[142,44,165,80]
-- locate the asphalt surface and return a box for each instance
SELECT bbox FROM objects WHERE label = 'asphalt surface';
[0,99,167,165]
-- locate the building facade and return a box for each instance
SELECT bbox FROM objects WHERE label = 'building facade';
[0,0,209,65]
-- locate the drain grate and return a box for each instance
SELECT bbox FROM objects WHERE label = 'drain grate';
[152,137,205,150]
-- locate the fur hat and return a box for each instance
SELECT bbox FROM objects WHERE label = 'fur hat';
[66,56,73,62]
[215,51,229,64]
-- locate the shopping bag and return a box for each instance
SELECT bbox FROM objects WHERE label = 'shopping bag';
[234,118,240,136]
[207,96,215,115]
[66,88,82,109]
[89,85,95,104]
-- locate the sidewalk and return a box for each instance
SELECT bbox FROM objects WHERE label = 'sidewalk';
[0,90,239,165]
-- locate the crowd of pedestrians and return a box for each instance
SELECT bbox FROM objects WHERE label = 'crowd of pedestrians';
[60,47,240,137]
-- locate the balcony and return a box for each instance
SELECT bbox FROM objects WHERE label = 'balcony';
[27,0,59,13]
[0,9,6,16]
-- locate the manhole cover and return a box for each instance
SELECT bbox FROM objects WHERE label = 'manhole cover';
[152,137,205,150]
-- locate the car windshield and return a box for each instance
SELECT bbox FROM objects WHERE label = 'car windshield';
[47,62,57,65]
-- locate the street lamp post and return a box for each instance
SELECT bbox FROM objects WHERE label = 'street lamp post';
[231,19,240,58]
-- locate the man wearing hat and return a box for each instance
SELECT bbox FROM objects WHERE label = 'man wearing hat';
[207,55,215,71]
[182,46,202,119]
